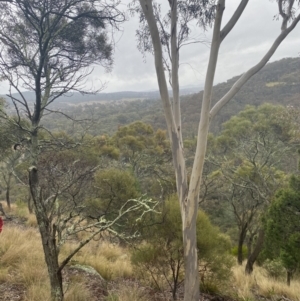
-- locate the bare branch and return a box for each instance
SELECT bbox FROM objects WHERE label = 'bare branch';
[210,13,300,119]
[220,0,249,42]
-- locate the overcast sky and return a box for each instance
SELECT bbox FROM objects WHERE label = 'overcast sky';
[97,0,300,93]
[0,0,299,94]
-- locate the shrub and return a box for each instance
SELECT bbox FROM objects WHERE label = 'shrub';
[263,259,286,279]
[132,195,234,299]
[231,245,248,259]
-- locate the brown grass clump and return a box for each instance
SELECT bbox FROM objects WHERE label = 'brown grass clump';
[0,226,49,301]
[106,282,151,301]
[24,282,51,301]
[232,264,300,301]
[25,213,38,227]
[0,226,93,301]
[63,240,133,281]
[64,282,93,301]
[0,226,42,269]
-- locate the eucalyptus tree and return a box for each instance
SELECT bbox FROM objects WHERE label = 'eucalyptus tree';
[211,104,294,269]
[134,1,300,299]
[0,0,128,300]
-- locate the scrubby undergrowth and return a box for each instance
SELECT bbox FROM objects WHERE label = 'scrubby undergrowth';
[0,202,299,301]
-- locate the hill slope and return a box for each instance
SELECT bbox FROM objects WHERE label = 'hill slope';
[39,57,300,136]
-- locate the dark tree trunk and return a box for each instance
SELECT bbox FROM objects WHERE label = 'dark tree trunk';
[5,185,10,209]
[287,270,292,286]
[5,173,12,209]
[45,241,63,301]
[29,156,64,301]
[27,188,33,214]
[247,232,254,260]
[245,229,265,275]
[238,225,248,265]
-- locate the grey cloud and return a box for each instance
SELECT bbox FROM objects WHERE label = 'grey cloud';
[0,0,299,94]
[102,0,300,92]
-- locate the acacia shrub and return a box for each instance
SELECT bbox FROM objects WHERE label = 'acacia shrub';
[131,195,234,299]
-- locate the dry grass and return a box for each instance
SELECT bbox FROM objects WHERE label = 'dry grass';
[0,267,9,283]
[0,226,91,301]
[64,282,93,301]
[106,282,151,301]
[0,227,42,269]
[232,264,300,301]
[0,220,133,300]
[62,240,133,281]
[10,201,29,218]
[3,200,300,301]
[0,226,49,301]
[25,213,38,227]
[24,282,51,301]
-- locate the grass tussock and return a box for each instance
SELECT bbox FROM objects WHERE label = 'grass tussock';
[62,240,133,281]
[25,213,38,227]
[24,282,51,301]
[232,264,300,301]
[0,226,42,269]
[64,283,92,301]
[106,283,150,301]
[0,267,9,283]
[0,226,49,301]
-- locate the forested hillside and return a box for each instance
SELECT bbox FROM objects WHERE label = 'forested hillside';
[40,57,300,137]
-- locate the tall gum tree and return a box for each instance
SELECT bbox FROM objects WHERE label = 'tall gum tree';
[135,0,300,300]
[0,0,125,300]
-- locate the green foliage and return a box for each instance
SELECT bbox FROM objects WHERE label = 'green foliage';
[263,259,286,279]
[93,168,139,204]
[131,196,183,298]
[231,245,248,259]
[264,175,300,280]
[217,103,293,151]
[112,121,170,161]
[197,211,234,293]
[206,104,292,264]
[111,121,174,200]
[131,195,234,298]
[85,169,141,232]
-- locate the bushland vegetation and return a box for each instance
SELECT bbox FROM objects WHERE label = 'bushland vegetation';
[1,0,300,299]
[1,104,300,300]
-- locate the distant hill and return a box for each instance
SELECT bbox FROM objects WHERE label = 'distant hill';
[2,86,200,108]
[183,56,300,133]
[8,57,300,137]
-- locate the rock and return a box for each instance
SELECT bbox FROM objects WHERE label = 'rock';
[66,264,108,299]
[69,264,106,282]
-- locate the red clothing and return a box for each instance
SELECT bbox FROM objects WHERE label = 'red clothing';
[0,217,3,233]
